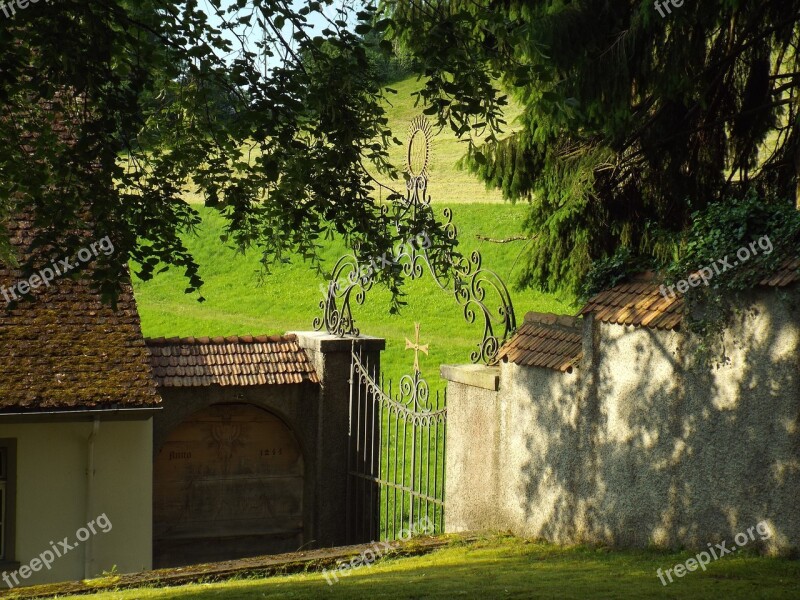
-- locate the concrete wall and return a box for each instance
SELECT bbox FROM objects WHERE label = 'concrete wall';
[439,365,503,533]
[444,286,800,553]
[0,415,153,586]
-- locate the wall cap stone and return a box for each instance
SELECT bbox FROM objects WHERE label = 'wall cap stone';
[289,331,386,353]
[440,364,500,391]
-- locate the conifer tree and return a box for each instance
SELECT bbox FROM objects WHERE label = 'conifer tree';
[385,0,800,292]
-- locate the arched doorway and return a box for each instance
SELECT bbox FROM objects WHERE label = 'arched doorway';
[153,403,304,567]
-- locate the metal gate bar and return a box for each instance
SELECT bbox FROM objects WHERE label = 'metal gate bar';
[346,348,446,543]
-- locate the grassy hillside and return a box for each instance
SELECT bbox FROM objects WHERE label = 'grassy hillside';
[133,204,576,390]
[132,74,570,389]
[369,75,524,204]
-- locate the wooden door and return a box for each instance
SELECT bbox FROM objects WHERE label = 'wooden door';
[153,403,304,567]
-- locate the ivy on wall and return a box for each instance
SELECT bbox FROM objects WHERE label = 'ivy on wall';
[580,192,800,343]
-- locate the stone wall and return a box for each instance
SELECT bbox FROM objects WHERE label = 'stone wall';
[443,286,800,553]
[291,332,385,547]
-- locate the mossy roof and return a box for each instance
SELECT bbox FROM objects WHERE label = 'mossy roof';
[0,217,160,412]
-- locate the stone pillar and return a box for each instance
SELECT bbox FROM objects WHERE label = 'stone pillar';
[440,364,500,533]
[290,332,385,548]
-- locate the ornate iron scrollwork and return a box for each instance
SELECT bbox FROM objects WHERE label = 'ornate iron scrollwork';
[312,253,374,337]
[314,116,517,363]
[352,350,446,427]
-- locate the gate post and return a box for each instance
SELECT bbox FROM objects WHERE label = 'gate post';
[291,332,385,548]
[440,364,500,534]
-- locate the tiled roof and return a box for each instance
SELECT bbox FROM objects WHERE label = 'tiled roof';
[579,273,683,330]
[495,312,583,372]
[146,335,320,387]
[759,256,800,287]
[580,258,799,330]
[0,218,161,412]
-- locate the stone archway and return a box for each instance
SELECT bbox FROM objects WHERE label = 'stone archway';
[153,403,304,567]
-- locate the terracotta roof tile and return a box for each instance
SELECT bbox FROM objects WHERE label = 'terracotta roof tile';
[759,257,800,288]
[146,334,319,387]
[0,216,161,412]
[495,312,583,372]
[581,258,798,330]
[580,277,682,330]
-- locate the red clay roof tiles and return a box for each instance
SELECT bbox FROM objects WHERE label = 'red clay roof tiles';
[495,312,583,372]
[146,335,319,387]
[579,277,683,330]
[759,257,800,288]
[580,259,798,329]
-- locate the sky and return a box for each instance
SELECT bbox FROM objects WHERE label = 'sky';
[199,0,363,68]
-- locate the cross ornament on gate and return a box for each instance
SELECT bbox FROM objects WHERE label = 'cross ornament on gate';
[404,322,429,374]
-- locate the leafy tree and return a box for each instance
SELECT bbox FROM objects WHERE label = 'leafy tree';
[666,192,800,340]
[361,27,419,83]
[0,0,428,303]
[383,0,800,294]
[4,0,798,304]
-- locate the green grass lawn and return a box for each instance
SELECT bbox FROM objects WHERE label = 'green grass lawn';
[132,203,577,392]
[61,535,800,599]
[134,73,552,390]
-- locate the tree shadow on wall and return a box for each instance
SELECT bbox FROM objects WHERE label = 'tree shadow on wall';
[518,289,799,554]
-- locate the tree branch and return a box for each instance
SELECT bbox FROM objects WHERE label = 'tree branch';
[476,234,530,243]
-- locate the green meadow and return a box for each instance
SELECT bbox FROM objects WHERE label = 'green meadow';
[132,203,576,391]
[132,75,573,389]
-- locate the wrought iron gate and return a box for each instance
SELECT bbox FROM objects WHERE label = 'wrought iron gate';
[346,346,446,543]
[316,116,514,543]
